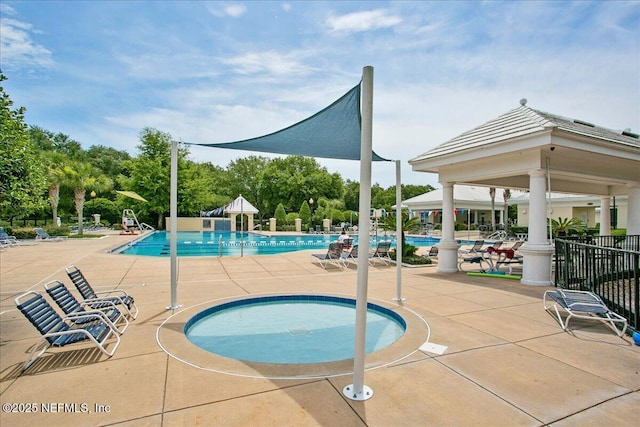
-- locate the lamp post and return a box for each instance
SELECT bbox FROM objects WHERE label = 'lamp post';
[309,198,314,229]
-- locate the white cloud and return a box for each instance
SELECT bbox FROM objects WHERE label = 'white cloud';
[206,2,247,18]
[0,14,53,70]
[327,9,402,33]
[221,50,315,76]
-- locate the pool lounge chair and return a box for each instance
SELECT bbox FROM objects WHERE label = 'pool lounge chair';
[493,248,523,274]
[486,240,503,250]
[426,246,439,258]
[14,291,121,370]
[45,280,129,334]
[458,254,491,272]
[0,227,19,247]
[459,240,485,254]
[34,227,65,241]
[311,242,346,269]
[543,289,627,336]
[506,240,525,251]
[341,244,374,266]
[66,265,139,319]
[370,241,392,265]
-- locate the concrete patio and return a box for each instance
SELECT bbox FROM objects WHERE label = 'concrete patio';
[0,232,638,426]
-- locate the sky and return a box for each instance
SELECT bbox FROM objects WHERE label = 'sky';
[1,1,639,189]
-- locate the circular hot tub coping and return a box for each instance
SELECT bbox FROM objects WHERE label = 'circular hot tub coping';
[156,292,430,379]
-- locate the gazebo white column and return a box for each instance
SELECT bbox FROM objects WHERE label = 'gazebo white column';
[627,182,640,236]
[599,196,611,236]
[437,182,460,272]
[520,169,553,286]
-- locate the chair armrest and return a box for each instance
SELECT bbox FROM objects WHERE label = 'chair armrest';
[92,289,130,297]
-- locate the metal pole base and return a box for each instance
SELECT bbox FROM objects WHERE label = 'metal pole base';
[343,384,373,401]
[393,296,406,302]
[166,305,182,310]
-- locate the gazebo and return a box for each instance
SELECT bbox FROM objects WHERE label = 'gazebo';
[409,100,640,286]
[225,195,259,232]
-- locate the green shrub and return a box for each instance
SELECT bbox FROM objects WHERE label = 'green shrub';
[68,233,104,239]
[42,225,70,237]
[389,249,432,265]
[285,212,299,225]
[10,227,37,239]
[274,203,286,230]
[510,226,528,235]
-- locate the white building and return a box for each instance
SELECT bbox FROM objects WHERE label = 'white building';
[400,187,629,230]
[510,193,628,230]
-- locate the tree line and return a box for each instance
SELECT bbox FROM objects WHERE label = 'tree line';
[1,74,433,233]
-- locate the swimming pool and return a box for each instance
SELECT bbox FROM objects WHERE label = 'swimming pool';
[184,295,406,364]
[112,231,440,257]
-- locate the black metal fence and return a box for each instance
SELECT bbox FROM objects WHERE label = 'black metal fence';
[555,236,639,333]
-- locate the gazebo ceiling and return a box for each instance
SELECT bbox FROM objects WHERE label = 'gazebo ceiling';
[409,104,640,196]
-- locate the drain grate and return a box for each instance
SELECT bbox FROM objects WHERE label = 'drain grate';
[288,326,311,336]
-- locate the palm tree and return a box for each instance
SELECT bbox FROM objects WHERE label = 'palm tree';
[63,161,112,235]
[550,217,586,237]
[380,211,422,255]
[489,187,496,232]
[42,152,68,226]
[503,188,511,233]
[551,217,585,237]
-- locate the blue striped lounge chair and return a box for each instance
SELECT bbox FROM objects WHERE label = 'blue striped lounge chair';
[66,265,139,319]
[45,280,129,334]
[15,291,121,370]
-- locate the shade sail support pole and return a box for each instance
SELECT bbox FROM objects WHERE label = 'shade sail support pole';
[167,139,181,310]
[344,65,374,401]
[393,159,404,302]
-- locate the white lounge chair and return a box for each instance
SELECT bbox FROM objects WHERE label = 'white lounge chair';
[543,289,627,336]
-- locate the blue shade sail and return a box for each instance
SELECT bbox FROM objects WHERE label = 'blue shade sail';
[184,83,388,162]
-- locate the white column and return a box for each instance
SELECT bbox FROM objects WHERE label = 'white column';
[520,169,554,286]
[627,183,640,235]
[437,182,460,273]
[599,196,611,236]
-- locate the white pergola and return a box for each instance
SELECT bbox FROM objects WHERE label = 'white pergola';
[409,101,640,286]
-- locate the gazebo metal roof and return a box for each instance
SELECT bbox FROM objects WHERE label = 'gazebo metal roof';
[409,102,640,196]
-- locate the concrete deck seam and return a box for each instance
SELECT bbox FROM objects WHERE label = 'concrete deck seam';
[432,356,544,424]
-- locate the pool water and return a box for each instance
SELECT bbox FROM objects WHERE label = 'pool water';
[184,295,406,364]
[113,231,440,257]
